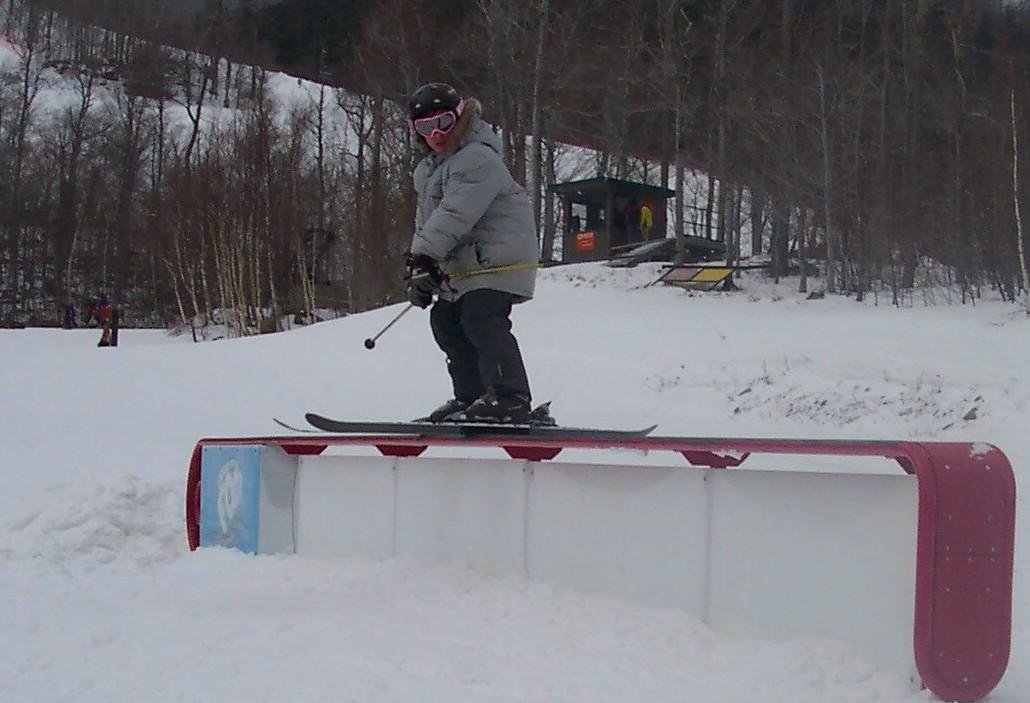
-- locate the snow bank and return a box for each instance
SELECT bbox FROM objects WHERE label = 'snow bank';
[1,263,1026,701]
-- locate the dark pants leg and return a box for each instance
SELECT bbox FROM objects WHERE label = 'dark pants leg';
[430,289,531,402]
[430,298,483,402]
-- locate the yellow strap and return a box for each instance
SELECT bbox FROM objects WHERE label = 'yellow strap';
[448,262,541,279]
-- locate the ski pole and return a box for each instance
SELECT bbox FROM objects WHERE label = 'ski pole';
[364,303,415,350]
[363,263,537,348]
[448,262,541,279]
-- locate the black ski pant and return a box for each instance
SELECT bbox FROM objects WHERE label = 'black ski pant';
[430,289,531,403]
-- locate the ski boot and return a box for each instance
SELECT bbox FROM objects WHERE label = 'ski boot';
[464,391,533,424]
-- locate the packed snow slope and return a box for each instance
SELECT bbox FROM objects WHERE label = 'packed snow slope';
[1,263,1027,702]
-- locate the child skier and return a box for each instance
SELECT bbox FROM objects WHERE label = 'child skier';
[405,82,539,423]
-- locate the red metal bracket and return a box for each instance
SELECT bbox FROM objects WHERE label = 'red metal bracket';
[900,442,1015,702]
[281,443,327,456]
[185,443,203,553]
[504,445,563,461]
[681,450,750,468]
[375,443,428,457]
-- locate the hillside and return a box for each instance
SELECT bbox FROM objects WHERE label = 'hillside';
[1,264,1027,701]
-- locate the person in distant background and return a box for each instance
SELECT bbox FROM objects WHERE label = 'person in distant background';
[62,302,76,329]
[639,201,654,240]
[405,82,539,424]
[97,293,113,347]
[83,298,98,326]
[624,196,641,241]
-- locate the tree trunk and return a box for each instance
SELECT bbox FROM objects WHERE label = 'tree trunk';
[529,0,549,236]
[817,62,837,293]
[798,207,808,293]
[1012,88,1029,315]
[770,199,789,280]
[540,139,557,262]
[750,189,764,258]
[113,96,145,311]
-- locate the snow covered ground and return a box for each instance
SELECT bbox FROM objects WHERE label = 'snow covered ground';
[1,264,1027,702]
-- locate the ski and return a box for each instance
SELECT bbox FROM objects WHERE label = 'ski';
[273,417,320,433]
[301,412,657,440]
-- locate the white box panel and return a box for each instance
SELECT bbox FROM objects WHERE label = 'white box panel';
[294,455,396,558]
[258,445,299,554]
[394,458,528,573]
[707,469,918,679]
[526,463,709,612]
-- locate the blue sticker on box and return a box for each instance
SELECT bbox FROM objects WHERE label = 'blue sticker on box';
[199,446,262,553]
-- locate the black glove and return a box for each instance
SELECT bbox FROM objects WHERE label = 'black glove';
[405,253,445,309]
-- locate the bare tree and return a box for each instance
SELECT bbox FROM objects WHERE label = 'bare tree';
[650,0,695,264]
[1,10,44,315]
[50,69,98,306]
[1013,86,1029,314]
[816,61,838,293]
[529,0,548,234]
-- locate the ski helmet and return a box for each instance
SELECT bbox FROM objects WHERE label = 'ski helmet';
[408,83,462,121]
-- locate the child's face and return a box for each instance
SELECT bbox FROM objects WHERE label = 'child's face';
[426,131,448,153]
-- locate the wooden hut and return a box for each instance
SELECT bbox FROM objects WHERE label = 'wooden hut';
[549,177,675,263]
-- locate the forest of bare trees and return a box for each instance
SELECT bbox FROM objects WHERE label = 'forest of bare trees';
[1,0,1029,333]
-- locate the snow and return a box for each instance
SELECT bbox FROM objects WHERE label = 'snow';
[1,265,1026,701]
[972,442,996,458]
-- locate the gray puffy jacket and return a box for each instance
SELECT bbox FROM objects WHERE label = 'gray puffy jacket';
[410,100,538,303]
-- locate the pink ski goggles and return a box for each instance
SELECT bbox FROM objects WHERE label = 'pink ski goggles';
[412,99,464,138]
